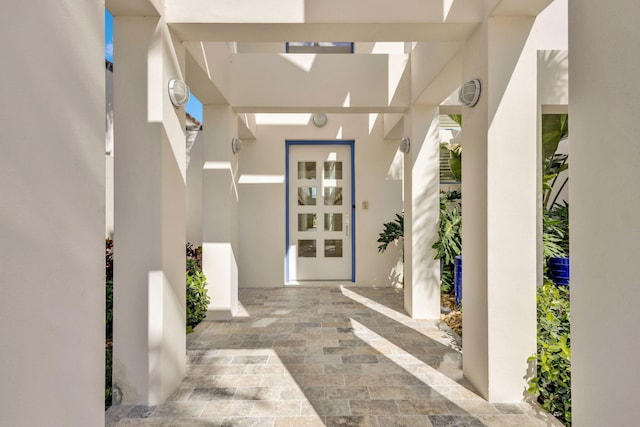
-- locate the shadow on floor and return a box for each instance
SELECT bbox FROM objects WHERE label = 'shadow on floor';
[106,287,562,427]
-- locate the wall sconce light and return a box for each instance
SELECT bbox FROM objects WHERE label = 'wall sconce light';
[312,113,328,128]
[399,137,411,154]
[231,137,243,154]
[168,79,190,107]
[459,79,481,107]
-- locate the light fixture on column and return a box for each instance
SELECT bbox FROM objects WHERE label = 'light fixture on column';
[231,137,243,154]
[399,137,411,154]
[459,79,481,107]
[168,79,190,107]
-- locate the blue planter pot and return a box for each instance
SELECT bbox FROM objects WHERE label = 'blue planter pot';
[548,256,570,286]
[454,255,462,305]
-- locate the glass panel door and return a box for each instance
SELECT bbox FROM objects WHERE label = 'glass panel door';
[287,143,353,282]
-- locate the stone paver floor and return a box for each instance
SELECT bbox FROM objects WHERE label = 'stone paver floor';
[106,286,562,427]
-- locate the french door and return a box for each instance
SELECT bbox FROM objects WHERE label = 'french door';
[286,141,355,282]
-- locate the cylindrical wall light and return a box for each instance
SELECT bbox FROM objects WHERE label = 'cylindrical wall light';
[168,79,190,107]
[232,137,243,154]
[399,137,411,154]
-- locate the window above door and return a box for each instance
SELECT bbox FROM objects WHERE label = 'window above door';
[286,42,354,54]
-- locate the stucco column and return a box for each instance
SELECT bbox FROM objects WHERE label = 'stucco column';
[187,129,204,246]
[113,16,187,405]
[570,2,640,425]
[0,2,104,425]
[202,105,239,319]
[403,106,441,319]
[461,16,537,402]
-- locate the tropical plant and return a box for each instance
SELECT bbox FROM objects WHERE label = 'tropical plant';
[445,114,463,181]
[542,114,568,210]
[377,212,404,255]
[541,114,570,273]
[432,190,462,294]
[528,281,572,426]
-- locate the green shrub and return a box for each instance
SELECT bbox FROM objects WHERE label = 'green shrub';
[528,281,571,426]
[186,244,210,331]
[187,270,209,330]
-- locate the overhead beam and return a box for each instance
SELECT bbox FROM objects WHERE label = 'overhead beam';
[491,0,554,17]
[185,47,229,105]
[165,0,483,24]
[169,23,480,43]
[414,50,463,105]
[106,0,161,16]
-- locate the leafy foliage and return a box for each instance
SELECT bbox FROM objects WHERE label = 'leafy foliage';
[377,213,404,254]
[543,202,570,263]
[543,153,568,212]
[541,114,570,278]
[433,190,462,294]
[105,239,114,410]
[528,281,572,426]
[542,114,568,169]
[186,244,210,331]
[543,209,567,260]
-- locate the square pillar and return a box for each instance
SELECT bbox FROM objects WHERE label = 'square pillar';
[403,106,441,319]
[570,1,640,424]
[113,16,187,405]
[462,16,537,402]
[202,105,239,319]
[0,2,105,425]
[187,130,204,246]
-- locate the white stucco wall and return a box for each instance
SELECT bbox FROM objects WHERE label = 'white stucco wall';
[237,114,403,287]
[0,1,105,425]
[570,1,640,425]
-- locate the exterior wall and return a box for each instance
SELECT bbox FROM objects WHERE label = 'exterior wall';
[0,1,105,425]
[238,114,403,287]
[569,1,640,425]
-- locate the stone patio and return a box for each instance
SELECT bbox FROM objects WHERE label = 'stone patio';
[106,287,562,426]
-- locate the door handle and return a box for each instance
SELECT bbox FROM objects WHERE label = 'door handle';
[346,215,350,237]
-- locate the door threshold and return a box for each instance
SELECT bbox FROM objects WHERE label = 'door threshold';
[285,281,355,288]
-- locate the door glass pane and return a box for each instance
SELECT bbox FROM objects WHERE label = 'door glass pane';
[298,187,317,205]
[298,161,316,179]
[323,187,342,205]
[324,161,343,179]
[324,213,343,231]
[298,214,317,231]
[298,240,316,257]
[325,240,343,257]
